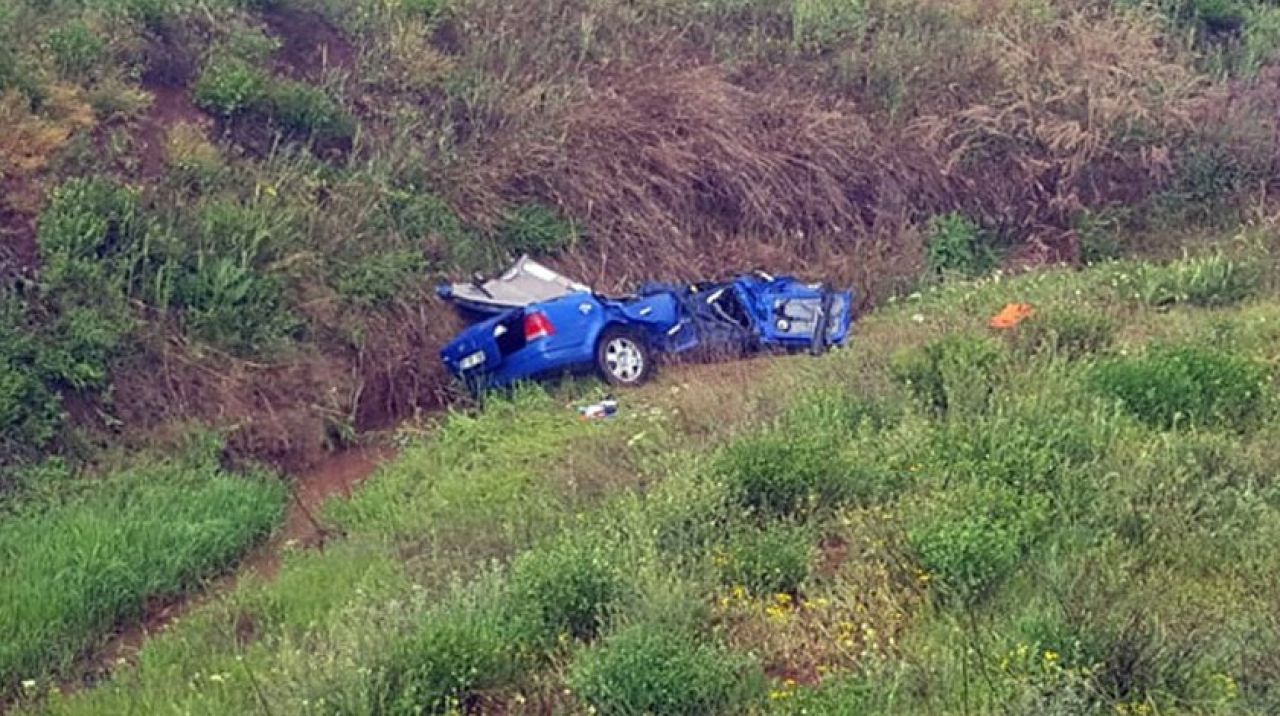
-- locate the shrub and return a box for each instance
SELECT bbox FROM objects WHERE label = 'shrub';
[713,432,840,518]
[908,484,1048,604]
[1136,253,1261,308]
[262,80,354,141]
[175,257,299,352]
[792,0,867,52]
[402,0,450,20]
[194,58,267,116]
[38,177,142,289]
[335,249,427,307]
[380,590,538,714]
[509,534,623,641]
[47,22,104,78]
[497,203,578,256]
[569,624,765,716]
[719,523,812,597]
[1012,309,1115,360]
[1091,345,1272,430]
[924,212,997,279]
[891,333,1002,416]
[165,122,223,182]
[0,338,62,461]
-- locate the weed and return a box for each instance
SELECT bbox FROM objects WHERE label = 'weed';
[497,203,578,257]
[1136,253,1261,307]
[712,432,840,518]
[262,80,354,141]
[1012,309,1116,360]
[37,177,142,294]
[891,334,1003,416]
[335,249,427,307]
[47,23,104,79]
[379,582,539,714]
[1074,207,1132,264]
[792,0,866,52]
[166,122,224,182]
[925,213,997,280]
[509,533,623,642]
[223,24,280,65]
[1091,345,1272,430]
[176,256,300,352]
[908,483,1049,604]
[719,523,812,597]
[569,624,766,715]
[401,0,449,21]
[0,308,63,458]
[194,58,267,116]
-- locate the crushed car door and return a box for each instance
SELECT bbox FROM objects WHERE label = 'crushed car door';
[752,279,853,350]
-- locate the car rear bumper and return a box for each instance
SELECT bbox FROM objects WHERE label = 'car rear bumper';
[450,339,594,389]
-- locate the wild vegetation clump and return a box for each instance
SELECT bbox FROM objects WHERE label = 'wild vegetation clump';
[1092,345,1273,430]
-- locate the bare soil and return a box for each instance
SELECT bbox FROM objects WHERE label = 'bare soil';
[134,84,209,180]
[260,5,357,81]
[0,187,39,278]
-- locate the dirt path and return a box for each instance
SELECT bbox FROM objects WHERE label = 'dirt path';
[65,445,394,692]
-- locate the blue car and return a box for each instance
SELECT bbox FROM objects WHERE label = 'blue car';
[438,257,854,390]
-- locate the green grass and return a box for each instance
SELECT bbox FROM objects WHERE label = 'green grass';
[15,244,1280,715]
[0,453,284,697]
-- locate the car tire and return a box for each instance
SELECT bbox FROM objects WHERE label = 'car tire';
[596,326,654,387]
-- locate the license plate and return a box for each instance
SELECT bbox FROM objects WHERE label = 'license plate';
[459,350,486,370]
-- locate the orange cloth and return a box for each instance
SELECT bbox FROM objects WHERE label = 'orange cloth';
[989,303,1034,329]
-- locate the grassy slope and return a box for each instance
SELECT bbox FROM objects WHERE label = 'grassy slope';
[0,450,284,698]
[22,236,1280,714]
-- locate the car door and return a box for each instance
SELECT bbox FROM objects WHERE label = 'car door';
[750,278,854,349]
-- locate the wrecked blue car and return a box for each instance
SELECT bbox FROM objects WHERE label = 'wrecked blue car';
[438,256,854,390]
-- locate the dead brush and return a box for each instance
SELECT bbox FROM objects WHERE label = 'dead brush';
[933,9,1202,231]
[467,66,947,280]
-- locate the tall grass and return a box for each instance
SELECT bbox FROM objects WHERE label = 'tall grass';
[0,454,284,696]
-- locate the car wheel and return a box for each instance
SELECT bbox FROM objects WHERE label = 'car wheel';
[596,326,653,386]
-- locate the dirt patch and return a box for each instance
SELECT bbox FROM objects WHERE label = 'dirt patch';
[816,534,851,579]
[250,445,393,579]
[134,84,209,180]
[260,5,356,81]
[0,182,40,279]
[65,444,393,691]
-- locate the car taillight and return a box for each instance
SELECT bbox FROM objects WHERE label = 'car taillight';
[524,311,556,341]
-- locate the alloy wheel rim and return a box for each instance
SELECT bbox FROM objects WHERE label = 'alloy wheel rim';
[605,338,643,382]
